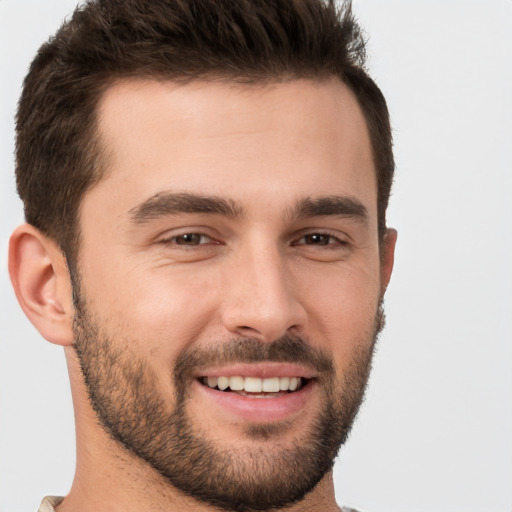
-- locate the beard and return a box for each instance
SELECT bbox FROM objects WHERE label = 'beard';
[72,288,384,512]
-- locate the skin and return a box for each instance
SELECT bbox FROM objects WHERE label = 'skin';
[9,77,396,512]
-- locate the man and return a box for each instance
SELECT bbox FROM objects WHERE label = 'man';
[8,0,396,511]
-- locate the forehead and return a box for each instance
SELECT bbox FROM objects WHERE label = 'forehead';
[88,77,376,223]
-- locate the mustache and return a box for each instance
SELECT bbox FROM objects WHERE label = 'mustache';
[174,335,335,383]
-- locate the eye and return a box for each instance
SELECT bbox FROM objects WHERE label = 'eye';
[301,234,333,246]
[291,231,351,262]
[161,233,214,246]
[295,233,345,247]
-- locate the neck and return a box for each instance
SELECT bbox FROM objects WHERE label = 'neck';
[59,455,340,512]
[61,349,341,512]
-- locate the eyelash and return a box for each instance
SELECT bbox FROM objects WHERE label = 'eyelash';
[293,232,347,247]
[159,233,216,247]
[158,231,347,249]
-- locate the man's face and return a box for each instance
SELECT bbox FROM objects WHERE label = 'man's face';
[72,78,392,510]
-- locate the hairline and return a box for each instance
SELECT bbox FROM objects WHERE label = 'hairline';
[67,72,386,268]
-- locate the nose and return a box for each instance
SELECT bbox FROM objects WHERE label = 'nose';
[220,242,307,342]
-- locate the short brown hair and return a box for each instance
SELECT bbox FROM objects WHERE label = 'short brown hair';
[15,0,393,261]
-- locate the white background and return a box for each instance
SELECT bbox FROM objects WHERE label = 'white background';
[1,1,511,511]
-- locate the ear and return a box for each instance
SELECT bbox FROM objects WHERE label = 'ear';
[380,228,397,294]
[9,224,75,346]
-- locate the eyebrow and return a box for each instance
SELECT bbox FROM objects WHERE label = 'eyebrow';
[289,196,369,223]
[129,192,243,224]
[129,191,368,225]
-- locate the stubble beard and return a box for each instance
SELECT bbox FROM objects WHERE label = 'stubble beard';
[72,290,384,512]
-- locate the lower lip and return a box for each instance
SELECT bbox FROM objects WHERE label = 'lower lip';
[194,379,315,423]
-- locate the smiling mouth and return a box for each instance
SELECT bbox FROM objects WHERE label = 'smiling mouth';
[199,376,308,396]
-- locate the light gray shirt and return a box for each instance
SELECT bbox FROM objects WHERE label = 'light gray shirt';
[37,495,362,511]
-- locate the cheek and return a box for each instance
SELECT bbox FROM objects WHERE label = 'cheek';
[298,261,381,359]
[79,259,224,366]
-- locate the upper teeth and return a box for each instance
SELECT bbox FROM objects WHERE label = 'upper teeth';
[203,376,302,393]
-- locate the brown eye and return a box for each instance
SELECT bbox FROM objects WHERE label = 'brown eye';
[302,234,332,246]
[173,233,209,245]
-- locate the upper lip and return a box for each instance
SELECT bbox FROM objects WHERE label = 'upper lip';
[194,362,317,380]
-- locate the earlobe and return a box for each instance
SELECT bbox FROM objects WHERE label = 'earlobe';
[380,228,397,294]
[8,224,75,346]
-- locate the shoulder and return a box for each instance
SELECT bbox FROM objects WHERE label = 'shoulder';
[36,498,363,512]
[37,496,64,512]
